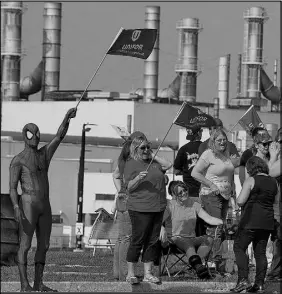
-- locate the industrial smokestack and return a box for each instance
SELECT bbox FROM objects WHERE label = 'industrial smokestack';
[41,2,62,101]
[143,6,160,103]
[273,59,278,87]
[218,54,230,109]
[20,61,43,100]
[1,1,23,101]
[237,53,242,97]
[242,7,268,99]
[175,18,202,103]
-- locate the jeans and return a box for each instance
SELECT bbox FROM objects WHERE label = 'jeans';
[200,193,229,257]
[113,212,131,280]
[234,228,271,284]
[126,210,164,263]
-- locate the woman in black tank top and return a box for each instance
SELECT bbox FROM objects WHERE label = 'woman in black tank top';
[230,156,278,293]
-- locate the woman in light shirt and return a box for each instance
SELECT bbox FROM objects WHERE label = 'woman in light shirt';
[191,129,240,257]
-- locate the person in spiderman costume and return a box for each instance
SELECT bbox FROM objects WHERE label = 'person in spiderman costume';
[9,108,77,292]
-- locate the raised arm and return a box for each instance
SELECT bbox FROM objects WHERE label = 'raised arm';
[45,108,77,163]
[268,142,281,178]
[269,158,281,178]
[152,152,172,171]
[9,159,22,223]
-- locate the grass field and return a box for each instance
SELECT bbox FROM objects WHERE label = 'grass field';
[1,249,280,293]
[1,248,245,283]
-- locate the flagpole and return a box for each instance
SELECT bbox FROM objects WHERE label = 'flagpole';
[146,122,174,171]
[73,27,124,110]
[146,101,186,171]
[228,105,254,133]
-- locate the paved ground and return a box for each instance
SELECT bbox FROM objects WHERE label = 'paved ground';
[1,281,281,293]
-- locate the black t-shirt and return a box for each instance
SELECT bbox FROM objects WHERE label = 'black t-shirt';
[240,175,278,230]
[173,141,201,194]
[239,148,254,167]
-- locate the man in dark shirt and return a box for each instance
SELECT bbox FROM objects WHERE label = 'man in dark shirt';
[238,127,268,186]
[198,118,239,157]
[173,126,202,197]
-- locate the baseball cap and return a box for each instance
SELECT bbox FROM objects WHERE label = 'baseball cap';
[209,118,223,129]
[254,131,272,144]
[213,118,223,127]
[186,126,202,140]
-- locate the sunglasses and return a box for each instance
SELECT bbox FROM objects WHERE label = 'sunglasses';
[259,142,271,147]
[139,145,151,151]
[215,139,227,143]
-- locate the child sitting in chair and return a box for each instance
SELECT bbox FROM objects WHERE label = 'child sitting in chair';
[159,181,224,279]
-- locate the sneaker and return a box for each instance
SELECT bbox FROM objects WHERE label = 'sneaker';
[143,274,161,284]
[125,276,140,285]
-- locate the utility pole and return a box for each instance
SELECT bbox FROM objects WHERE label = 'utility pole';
[74,123,96,252]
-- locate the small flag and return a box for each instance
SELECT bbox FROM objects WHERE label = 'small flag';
[173,101,216,129]
[107,28,157,60]
[238,105,265,135]
[111,125,130,140]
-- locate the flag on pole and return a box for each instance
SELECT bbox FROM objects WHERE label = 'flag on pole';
[107,28,157,60]
[173,101,216,129]
[111,125,130,140]
[237,105,265,135]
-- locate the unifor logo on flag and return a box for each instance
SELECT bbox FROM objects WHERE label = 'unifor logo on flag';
[107,28,157,60]
[237,105,265,135]
[131,30,141,42]
[173,101,216,129]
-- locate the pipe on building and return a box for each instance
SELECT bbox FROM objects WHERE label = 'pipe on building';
[1,1,23,101]
[273,59,278,87]
[158,74,181,99]
[136,74,181,102]
[242,7,268,99]
[143,6,160,103]
[237,53,242,97]
[175,18,202,103]
[19,61,43,100]
[260,67,281,103]
[41,2,62,101]
[218,54,230,109]
[213,97,219,119]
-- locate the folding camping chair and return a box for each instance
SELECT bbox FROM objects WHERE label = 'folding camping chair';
[158,225,220,279]
[88,209,119,256]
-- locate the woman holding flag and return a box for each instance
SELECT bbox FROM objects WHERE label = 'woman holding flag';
[123,135,172,284]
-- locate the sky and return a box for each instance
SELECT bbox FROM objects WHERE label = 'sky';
[20,1,280,103]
